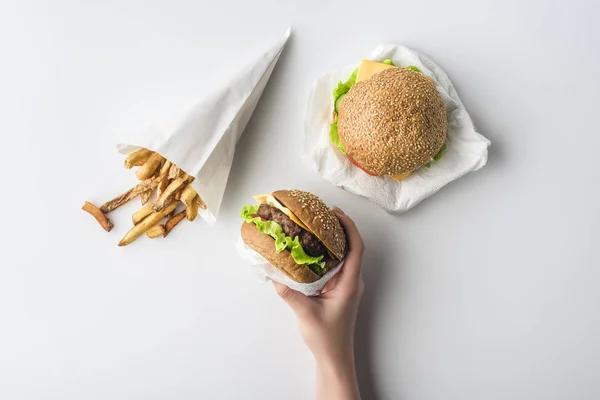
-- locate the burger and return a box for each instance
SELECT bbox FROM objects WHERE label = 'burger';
[240,190,347,283]
[329,58,448,182]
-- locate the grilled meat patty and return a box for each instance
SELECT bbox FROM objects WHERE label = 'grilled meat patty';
[257,204,326,257]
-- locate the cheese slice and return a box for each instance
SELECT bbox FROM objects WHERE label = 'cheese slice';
[253,193,309,231]
[389,171,413,182]
[253,194,270,204]
[356,59,396,83]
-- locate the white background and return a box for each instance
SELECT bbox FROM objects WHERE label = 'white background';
[1,1,599,399]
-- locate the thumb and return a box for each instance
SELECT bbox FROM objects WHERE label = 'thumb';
[272,281,313,315]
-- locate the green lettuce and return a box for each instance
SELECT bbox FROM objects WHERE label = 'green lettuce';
[424,142,447,168]
[330,68,360,154]
[382,59,395,65]
[333,68,359,106]
[406,65,421,73]
[433,142,447,161]
[329,123,345,154]
[240,205,326,276]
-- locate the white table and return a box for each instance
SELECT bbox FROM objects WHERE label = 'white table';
[2,1,599,399]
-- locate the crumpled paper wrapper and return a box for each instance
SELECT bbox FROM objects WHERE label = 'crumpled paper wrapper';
[304,44,491,213]
[117,29,291,224]
[236,237,344,297]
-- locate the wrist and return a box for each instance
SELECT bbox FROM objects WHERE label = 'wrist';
[315,349,357,382]
[315,349,355,370]
[315,351,360,400]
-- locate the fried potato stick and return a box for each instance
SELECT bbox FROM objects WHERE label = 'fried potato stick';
[132,203,154,225]
[180,184,196,203]
[154,176,189,212]
[82,201,114,232]
[135,152,163,180]
[195,195,207,210]
[100,178,158,213]
[146,224,165,238]
[186,197,199,221]
[180,184,198,221]
[164,210,186,237]
[168,164,181,180]
[118,202,177,246]
[140,189,152,205]
[156,160,172,197]
[124,148,152,169]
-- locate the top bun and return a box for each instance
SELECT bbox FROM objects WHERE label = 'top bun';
[338,67,447,175]
[272,190,347,261]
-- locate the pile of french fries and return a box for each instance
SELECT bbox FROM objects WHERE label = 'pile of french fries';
[82,148,206,246]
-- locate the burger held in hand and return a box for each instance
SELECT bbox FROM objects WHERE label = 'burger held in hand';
[329,59,448,182]
[240,190,347,283]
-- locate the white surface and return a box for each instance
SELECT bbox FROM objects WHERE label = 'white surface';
[305,43,490,212]
[1,1,599,399]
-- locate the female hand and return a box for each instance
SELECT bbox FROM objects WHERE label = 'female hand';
[273,206,364,400]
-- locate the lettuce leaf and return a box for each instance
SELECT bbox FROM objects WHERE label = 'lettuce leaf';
[334,93,346,113]
[433,142,447,161]
[329,68,361,153]
[329,123,346,154]
[382,59,395,65]
[424,142,447,168]
[406,65,421,73]
[333,68,359,104]
[240,205,326,275]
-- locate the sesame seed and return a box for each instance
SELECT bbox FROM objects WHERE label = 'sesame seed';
[337,68,447,175]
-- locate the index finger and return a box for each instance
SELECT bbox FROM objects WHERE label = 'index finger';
[333,207,364,270]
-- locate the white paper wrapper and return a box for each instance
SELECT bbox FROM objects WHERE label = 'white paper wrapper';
[236,237,344,297]
[117,29,291,224]
[304,44,491,213]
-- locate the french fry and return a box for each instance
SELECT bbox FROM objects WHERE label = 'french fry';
[180,184,196,203]
[140,189,152,205]
[135,152,164,181]
[164,210,186,237]
[132,203,154,225]
[82,201,114,232]
[118,202,177,246]
[154,176,189,212]
[168,164,181,180]
[186,196,199,221]
[124,148,152,169]
[180,184,199,221]
[100,178,158,213]
[146,224,166,239]
[156,160,172,197]
[195,195,207,210]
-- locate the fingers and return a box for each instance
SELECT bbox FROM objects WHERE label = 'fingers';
[320,273,340,294]
[333,206,364,262]
[272,281,313,315]
[332,207,365,294]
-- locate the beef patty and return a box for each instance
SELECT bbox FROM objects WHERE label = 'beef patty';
[257,204,326,257]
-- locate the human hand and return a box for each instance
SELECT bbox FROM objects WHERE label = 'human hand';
[273,206,364,367]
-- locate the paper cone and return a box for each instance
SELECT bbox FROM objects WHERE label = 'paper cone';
[118,28,291,224]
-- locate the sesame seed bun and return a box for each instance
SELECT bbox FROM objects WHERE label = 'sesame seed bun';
[272,190,347,261]
[338,68,447,176]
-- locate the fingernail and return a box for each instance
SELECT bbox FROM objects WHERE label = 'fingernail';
[332,206,346,216]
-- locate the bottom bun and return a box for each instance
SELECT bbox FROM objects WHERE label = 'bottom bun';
[240,222,321,283]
